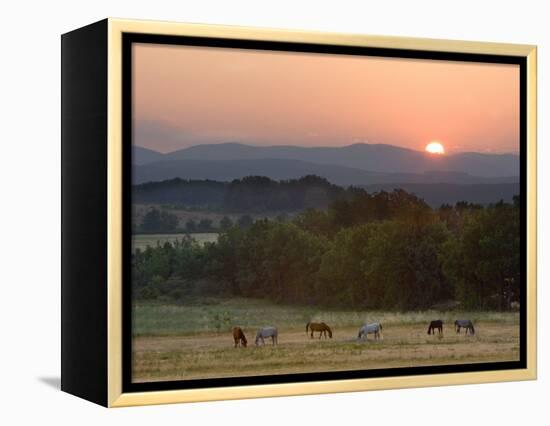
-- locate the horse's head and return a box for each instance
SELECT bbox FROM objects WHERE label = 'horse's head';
[328,328,333,338]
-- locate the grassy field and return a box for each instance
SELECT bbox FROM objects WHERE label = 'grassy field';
[132,298,520,383]
[132,233,218,252]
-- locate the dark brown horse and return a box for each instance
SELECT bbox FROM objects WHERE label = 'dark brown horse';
[427,320,443,335]
[306,322,333,339]
[232,326,247,347]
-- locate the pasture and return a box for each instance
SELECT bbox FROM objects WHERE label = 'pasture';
[132,298,520,383]
[132,233,218,252]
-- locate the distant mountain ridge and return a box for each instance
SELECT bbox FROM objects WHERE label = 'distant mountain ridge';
[133,146,165,165]
[134,142,519,178]
[133,157,518,187]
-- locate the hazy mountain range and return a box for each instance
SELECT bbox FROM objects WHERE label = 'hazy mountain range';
[133,143,519,186]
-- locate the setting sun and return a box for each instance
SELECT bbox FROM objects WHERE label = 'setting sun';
[425,141,445,155]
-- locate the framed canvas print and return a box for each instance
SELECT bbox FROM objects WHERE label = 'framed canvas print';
[61,18,537,407]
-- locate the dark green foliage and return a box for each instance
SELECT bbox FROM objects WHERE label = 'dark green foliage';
[140,208,178,233]
[237,215,254,229]
[185,219,197,233]
[198,218,213,232]
[442,201,520,309]
[133,175,348,212]
[219,216,233,230]
[132,188,520,311]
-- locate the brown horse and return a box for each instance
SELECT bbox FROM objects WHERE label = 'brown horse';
[306,322,333,339]
[232,326,247,347]
[427,320,443,335]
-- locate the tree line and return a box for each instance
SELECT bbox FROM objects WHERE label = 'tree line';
[132,188,520,311]
[138,208,256,233]
[133,175,348,212]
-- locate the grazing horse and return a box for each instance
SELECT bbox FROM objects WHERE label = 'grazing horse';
[427,320,443,335]
[306,322,333,339]
[232,326,247,348]
[454,319,475,335]
[255,326,278,346]
[357,323,383,340]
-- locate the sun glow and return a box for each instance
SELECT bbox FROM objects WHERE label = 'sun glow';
[425,141,445,155]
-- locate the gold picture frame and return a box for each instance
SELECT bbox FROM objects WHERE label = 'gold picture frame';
[61,18,537,407]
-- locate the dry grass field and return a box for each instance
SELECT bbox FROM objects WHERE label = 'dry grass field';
[132,298,520,383]
[132,233,218,252]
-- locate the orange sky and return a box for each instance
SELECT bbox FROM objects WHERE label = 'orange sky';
[133,43,519,154]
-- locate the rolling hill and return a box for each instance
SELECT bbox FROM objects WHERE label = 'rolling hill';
[133,157,518,187]
[139,142,519,178]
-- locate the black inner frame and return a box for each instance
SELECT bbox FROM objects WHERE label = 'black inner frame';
[122,32,528,393]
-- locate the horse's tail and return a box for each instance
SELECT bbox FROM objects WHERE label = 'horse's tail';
[306,322,310,334]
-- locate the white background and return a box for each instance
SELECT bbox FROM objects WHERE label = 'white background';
[0,0,547,424]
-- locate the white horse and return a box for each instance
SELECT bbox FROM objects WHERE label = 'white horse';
[255,326,278,346]
[357,323,383,340]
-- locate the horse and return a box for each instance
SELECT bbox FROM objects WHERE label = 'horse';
[232,326,247,348]
[255,326,278,346]
[306,322,333,339]
[357,323,383,340]
[427,320,443,335]
[454,319,475,335]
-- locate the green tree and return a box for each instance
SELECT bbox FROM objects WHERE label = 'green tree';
[237,215,254,229]
[198,218,213,232]
[316,225,373,306]
[185,219,197,233]
[204,227,243,295]
[140,208,178,233]
[443,202,519,309]
[255,222,327,303]
[363,220,450,310]
[219,216,233,230]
